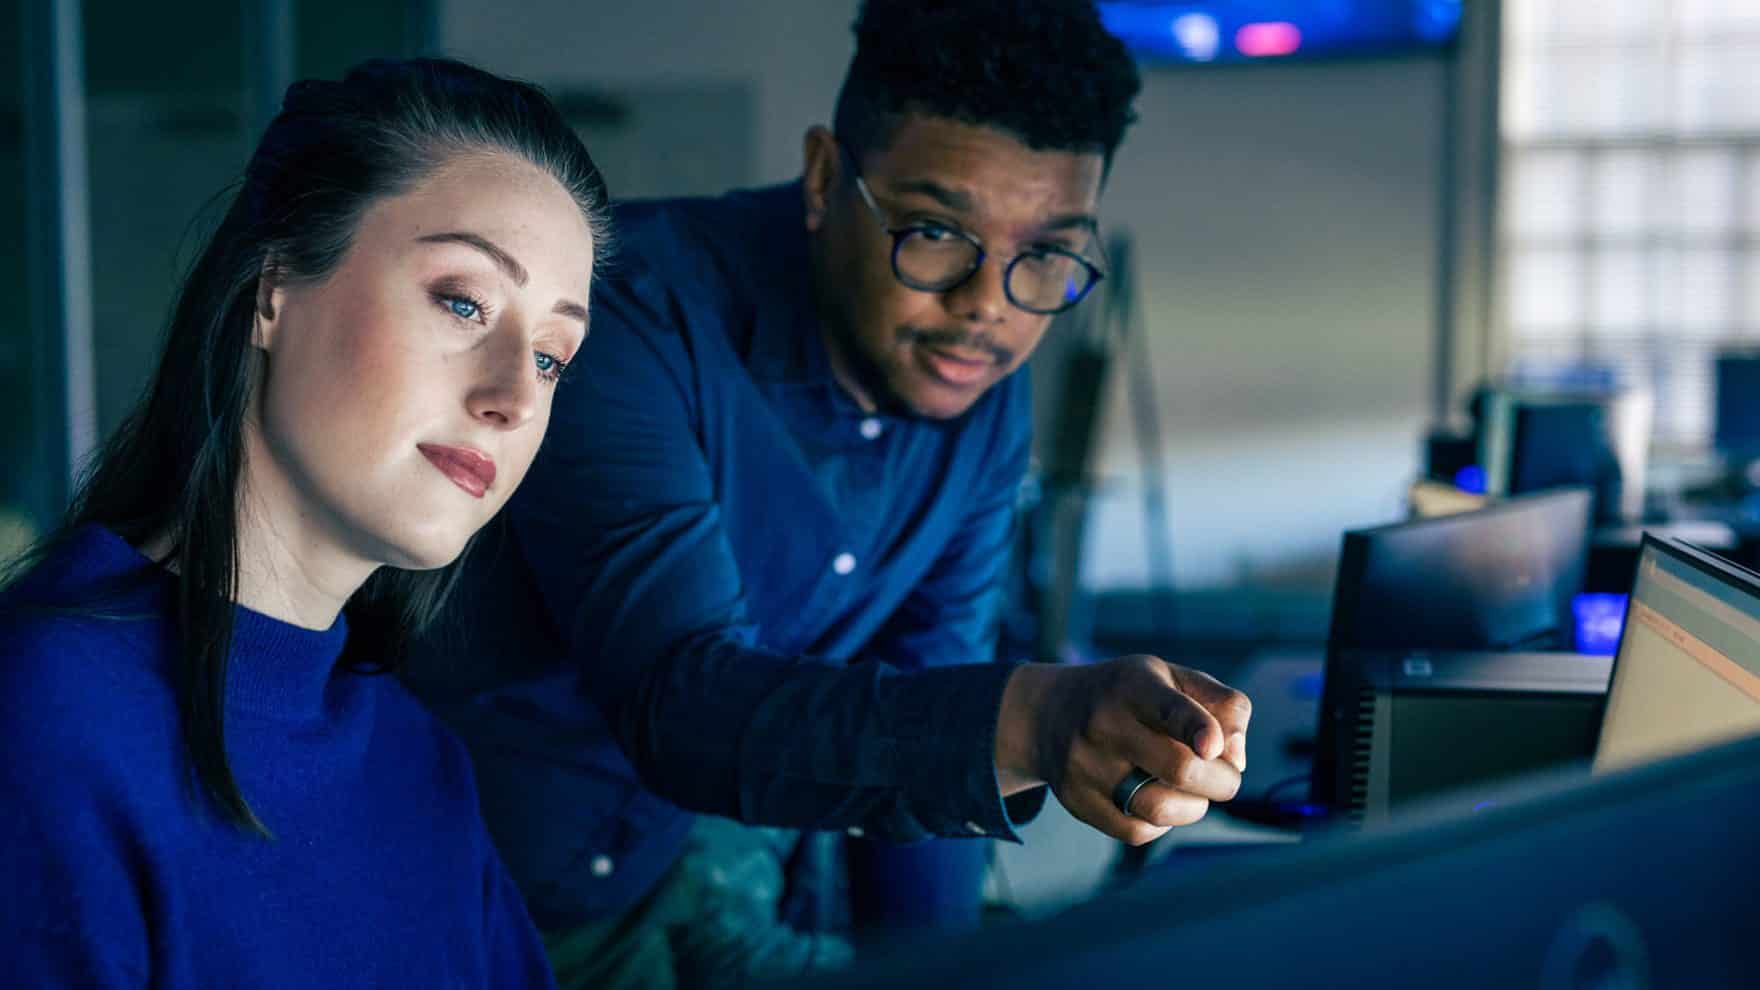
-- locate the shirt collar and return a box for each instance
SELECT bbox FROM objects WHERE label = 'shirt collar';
[741,182,836,392]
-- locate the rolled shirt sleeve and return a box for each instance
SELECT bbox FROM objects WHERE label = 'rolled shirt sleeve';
[508,259,1042,842]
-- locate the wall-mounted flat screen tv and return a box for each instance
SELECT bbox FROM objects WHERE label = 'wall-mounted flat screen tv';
[1099,1,1463,64]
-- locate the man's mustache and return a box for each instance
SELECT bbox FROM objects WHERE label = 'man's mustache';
[900,326,1013,366]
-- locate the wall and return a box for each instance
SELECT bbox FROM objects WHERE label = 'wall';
[440,0,854,189]
[0,0,429,538]
[1080,57,1445,595]
[439,0,1455,608]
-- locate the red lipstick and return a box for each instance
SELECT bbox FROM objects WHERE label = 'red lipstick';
[418,443,496,499]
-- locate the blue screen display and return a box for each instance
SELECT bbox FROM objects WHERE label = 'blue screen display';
[1573,593,1629,657]
[1099,1,1462,64]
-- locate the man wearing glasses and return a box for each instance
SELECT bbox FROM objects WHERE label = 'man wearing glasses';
[409,1,1251,985]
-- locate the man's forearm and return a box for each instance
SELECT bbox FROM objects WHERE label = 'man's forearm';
[606,634,1039,841]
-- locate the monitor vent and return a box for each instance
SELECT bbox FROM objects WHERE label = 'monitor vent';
[1343,687,1375,826]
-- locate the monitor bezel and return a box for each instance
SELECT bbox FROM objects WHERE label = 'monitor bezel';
[1595,534,1760,762]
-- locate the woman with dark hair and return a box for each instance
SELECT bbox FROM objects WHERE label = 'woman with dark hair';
[0,57,607,987]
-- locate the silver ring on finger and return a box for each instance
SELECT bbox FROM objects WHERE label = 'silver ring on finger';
[1111,766,1157,818]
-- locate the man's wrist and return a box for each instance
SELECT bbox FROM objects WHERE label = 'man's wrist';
[994,662,1059,794]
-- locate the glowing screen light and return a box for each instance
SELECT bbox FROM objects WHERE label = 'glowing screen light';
[1453,464,1487,495]
[1573,593,1629,656]
[1171,12,1221,62]
[1236,21,1302,57]
[1097,2,1461,65]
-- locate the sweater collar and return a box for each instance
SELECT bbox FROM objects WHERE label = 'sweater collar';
[49,525,352,722]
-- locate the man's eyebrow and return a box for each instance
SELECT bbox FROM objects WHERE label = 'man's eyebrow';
[1039,214,1100,236]
[417,231,528,287]
[884,181,1097,237]
[887,178,974,214]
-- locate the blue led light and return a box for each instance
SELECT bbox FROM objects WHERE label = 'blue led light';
[1453,464,1487,495]
[1573,593,1629,656]
[1292,671,1324,700]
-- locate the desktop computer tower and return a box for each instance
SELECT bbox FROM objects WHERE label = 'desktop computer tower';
[1312,649,1609,827]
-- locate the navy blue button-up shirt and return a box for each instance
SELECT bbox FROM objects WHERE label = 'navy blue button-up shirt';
[408,182,1044,929]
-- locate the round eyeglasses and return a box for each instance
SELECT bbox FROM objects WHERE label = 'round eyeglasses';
[845,155,1105,315]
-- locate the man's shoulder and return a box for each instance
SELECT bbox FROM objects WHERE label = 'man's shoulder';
[607,182,801,292]
[586,183,803,384]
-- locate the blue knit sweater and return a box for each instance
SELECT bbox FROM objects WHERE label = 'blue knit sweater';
[0,525,555,987]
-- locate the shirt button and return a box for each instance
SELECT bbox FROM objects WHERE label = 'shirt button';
[859,418,884,440]
[964,821,986,836]
[832,552,857,576]
[846,827,865,838]
[589,855,615,878]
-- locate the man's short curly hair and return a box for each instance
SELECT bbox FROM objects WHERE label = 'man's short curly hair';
[833,0,1142,165]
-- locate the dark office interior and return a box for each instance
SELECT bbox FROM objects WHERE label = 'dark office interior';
[5,1,1760,986]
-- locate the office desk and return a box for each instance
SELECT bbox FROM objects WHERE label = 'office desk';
[1226,648,1325,804]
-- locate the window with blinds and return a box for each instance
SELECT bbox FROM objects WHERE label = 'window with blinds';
[1500,1,1760,447]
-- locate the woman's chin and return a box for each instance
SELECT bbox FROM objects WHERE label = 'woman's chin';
[371,523,474,573]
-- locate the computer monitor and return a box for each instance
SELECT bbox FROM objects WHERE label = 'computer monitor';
[1592,536,1760,774]
[1714,352,1760,466]
[798,733,1760,989]
[1478,388,1651,523]
[1325,488,1594,654]
[1308,490,1596,822]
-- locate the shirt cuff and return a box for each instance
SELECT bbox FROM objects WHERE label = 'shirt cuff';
[902,659,1045,843]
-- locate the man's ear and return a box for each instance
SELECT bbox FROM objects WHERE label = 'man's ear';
[252,263,286,351]
[801,125,842,234]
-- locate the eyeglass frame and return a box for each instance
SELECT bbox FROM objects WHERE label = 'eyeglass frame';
[838,142,1107,315]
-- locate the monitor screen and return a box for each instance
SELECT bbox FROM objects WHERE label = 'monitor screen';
[1098,0,1461,64]
[1593,539,1760,774]
[1509,403,1610,495]
[1477,388,1649,525]
[1715,353,1760,462]
[1327,489,1593,653]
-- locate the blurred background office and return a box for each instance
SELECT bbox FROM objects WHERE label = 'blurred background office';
[7,0,1760,921]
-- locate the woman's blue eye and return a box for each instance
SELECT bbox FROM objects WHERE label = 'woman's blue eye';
[535,351,567,383]
[446,297,480,320]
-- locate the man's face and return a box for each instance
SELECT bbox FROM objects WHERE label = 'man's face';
[805,114,1106,420]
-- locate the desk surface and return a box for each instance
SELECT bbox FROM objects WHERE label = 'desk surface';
[1226,648,1325,805]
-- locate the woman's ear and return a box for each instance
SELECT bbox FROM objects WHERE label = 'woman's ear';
[252,265,286,351]
[801,125,841,234]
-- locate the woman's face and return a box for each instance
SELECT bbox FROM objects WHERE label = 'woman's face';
[249,153,595,571]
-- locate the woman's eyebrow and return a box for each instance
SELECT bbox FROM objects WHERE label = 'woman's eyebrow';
[420,231,589,325]
[554,300,589,328]
[417,231,528,286]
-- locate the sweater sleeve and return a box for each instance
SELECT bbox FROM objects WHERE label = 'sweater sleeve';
[481,835,558,987]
